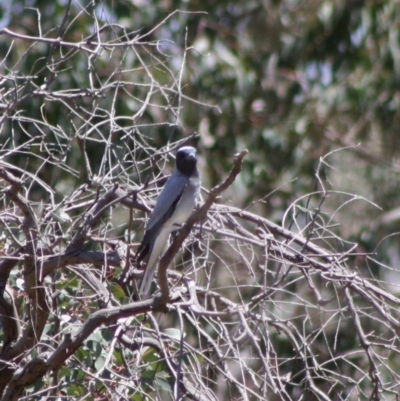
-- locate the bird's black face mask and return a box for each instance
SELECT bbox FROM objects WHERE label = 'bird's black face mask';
[176,148,197,177]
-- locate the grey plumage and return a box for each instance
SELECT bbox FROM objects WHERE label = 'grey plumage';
[137,146,200,297]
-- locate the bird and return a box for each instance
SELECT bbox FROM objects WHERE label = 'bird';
[136,146,200,298]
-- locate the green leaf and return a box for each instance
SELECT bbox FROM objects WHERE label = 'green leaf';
[95,355,106,372]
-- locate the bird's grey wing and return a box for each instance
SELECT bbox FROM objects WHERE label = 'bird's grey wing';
[146,174,188,231]
[137,174,187,262]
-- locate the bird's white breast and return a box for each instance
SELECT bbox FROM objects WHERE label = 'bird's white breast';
[164,176,199,230]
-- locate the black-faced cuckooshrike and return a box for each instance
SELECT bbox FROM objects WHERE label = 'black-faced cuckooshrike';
[137,146,200,297]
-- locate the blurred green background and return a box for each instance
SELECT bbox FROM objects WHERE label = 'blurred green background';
[2,0,400,266]
[2,1,400,399]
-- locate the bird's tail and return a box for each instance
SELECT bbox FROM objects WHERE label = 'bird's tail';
[137,228,170,298]
[138,260,158,298]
